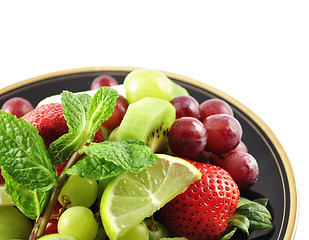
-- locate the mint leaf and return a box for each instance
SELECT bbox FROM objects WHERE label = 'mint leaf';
[86,86,118,142]
[64,155,125,180]
[49,87,118,165]
[2,169,50,220]
[85,140,159,172]
[48,131,86,165]
[61,91,91,131]
[65,140,159,180]
[0,111,55,191]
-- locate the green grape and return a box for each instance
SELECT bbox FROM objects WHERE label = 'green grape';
[0,185,14,206]
[123,69,172,104]
[144,218,169,240]
[95,224,107,240]
[58,175,98,208]
[58,206,98,240]
[0,206,32,240]
[97,177,113,204]
[37,233,77,240]
[118,221,149,240]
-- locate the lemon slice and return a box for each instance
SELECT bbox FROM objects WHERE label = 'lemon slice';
[0,185,14,206]
[37,233,77,240]
[100,154,201,240]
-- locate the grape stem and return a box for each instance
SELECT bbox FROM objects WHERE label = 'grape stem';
[29,151,80,240]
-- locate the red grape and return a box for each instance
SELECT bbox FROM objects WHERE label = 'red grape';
[43,220,58,235]
[221,152,259,190]
[200,98,233,122]
[170,95,200,119]
[90,75,118,89]
[203,114,242,154]
[101,95,128,130]
[230,141,248,153]
[0,168,5,184]
[192,149,221,165]
[1,97,34,118]
[168,117,207,159]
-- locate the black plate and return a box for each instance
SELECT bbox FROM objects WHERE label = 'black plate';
[0,67,298,240]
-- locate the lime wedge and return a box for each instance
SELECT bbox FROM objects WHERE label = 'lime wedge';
[0,185,14,206]
[37,233,77,240]
[100,154,201,240]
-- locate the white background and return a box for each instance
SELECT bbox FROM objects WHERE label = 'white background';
[0,1,308,239]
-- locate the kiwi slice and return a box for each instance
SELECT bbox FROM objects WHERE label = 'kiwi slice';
[116,97,176,152]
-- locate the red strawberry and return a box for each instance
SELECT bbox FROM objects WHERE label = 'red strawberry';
[159,161,240,240]
[22,103,68,148]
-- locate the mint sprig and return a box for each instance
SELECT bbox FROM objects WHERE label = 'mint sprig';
[220,197,272,239]
[2,169,50,220]
[49,87,118,165]
[61,91,92,132]
[65,139,160,180]
[0,111,55,192]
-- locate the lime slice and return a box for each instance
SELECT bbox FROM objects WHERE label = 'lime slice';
[37,233,77,240]
[100,154,202,240]
[0,185,14,206]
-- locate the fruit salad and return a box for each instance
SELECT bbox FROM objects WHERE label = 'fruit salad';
[0,69,272,240]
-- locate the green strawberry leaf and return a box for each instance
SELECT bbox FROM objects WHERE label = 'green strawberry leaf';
[235,202,272,231]
[86,86,118,142]
[220,197,272,239]
[61,91,91,132]
[220,228,237,240]
[253,198,268,207]
[64,140,159,180]
[226,213,250,235]
[2,169,50,220]
[0,111,56,192]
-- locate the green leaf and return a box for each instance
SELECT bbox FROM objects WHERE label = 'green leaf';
[253,198,268,207]
[237,197,253,208]
[0,111,55,191]
[220,228,237,240]
[227,213,250,235]
[61,91,91,132]
[2,170,50,220]
[49,87,118,165]
[235,202,272,231]
[64,155,125,180]
[86,86,118,142]
[85,140,159,172]
[65,140,159,180]
[49,130,86,165]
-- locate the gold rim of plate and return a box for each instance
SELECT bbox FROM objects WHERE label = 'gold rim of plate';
[0,66,299,240]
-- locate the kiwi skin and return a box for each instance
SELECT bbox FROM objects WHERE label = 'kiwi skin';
[116,97,176,153]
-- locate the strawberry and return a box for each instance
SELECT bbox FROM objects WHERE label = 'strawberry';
[159,161,240,240]
[22,103,68,148]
